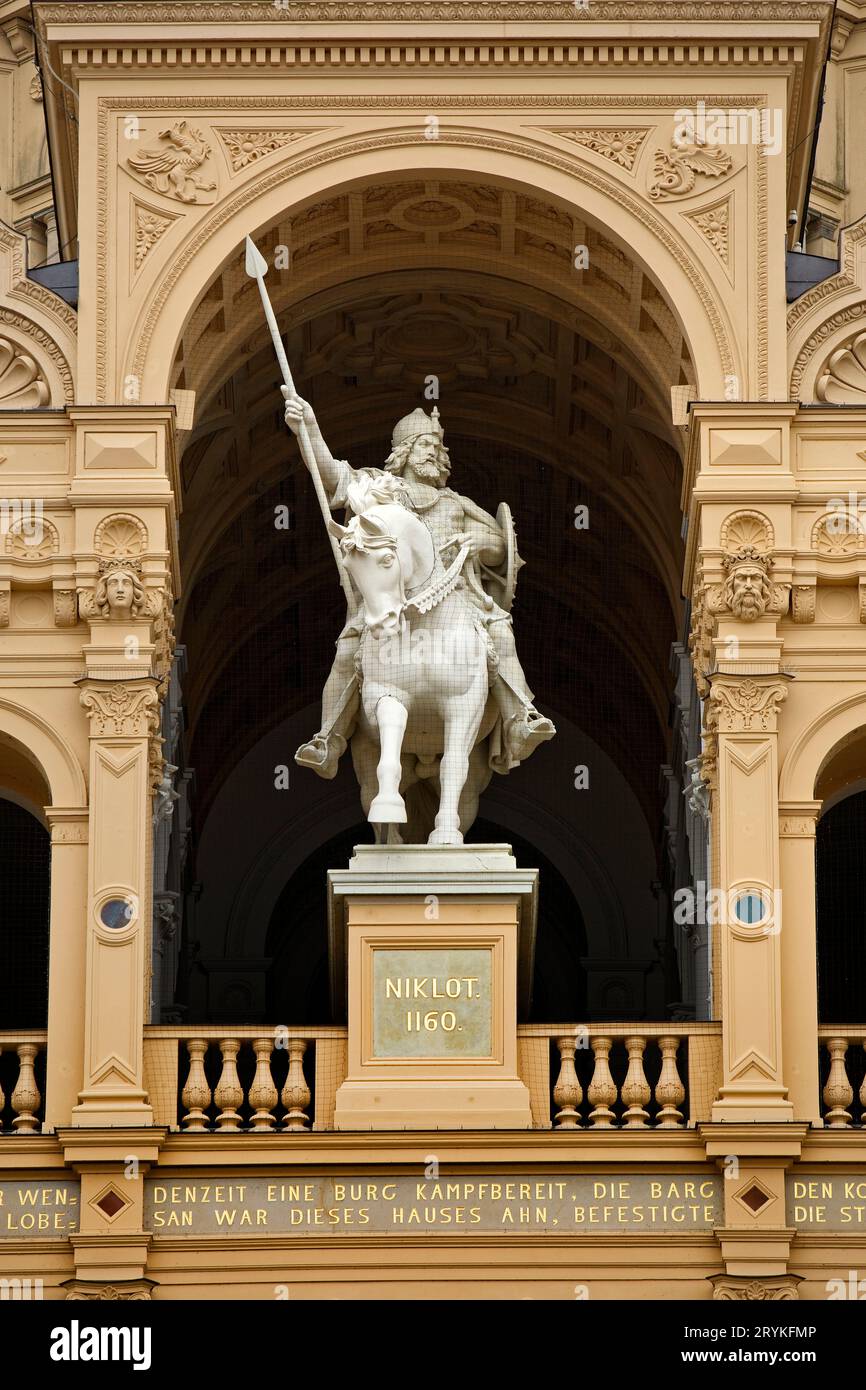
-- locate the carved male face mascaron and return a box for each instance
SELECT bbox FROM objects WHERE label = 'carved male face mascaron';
[727,562,770,621]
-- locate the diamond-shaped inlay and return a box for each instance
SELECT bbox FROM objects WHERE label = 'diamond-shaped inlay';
[738,1182,772,1214]
[94,1189,128,1220]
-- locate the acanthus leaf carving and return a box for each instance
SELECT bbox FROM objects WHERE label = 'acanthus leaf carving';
[80,683,160,737]
[684,195,731,267]
[648,139,733,201]
[711,1276,799,1301]
[791,584,816,624]
[133,201,178,271]
[53,589,78,628]
[708,677,788,733]
[537,127,651,171]
[215,128,323,172]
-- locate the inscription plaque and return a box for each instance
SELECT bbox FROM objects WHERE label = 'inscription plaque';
[0,1181,80,1237]
[144,1173,724,1234]
[370,946,493,1059]
[787,1174,866,1227]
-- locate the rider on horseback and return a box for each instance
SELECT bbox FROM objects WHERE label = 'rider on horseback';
[284,394,555,780]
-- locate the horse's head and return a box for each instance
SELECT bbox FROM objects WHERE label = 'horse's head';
[330,507,406,638]
[330,488,436,639]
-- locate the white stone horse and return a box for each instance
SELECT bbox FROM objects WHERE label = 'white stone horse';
[329,480,496,845]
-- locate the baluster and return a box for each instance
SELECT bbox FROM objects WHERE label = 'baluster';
[861,1045,866,1128]
[822,1037,853,1127]
[587,1036,617,1127]
[553,1035,582,1128]
[11,1044,41,1134]
[214,1038,244,1130]
[622,1036,651,1128]
[0,1044,5,1132]
[655,1035,685,1128]
[181,1039,212,1131]
[249,1038,278,1131]
[281,1039,311,1132]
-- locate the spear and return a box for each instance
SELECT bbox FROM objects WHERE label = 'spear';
[244,235,354,606]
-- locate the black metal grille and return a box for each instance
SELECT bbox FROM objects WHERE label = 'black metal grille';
[816,792,866,1023]
[0,801,50,1028]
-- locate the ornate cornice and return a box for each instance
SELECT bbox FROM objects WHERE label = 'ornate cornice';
[35,2,833,22]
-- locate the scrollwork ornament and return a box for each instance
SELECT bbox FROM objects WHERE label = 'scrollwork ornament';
[791,584,816,624]
[708,677,788,733]
[711,1275,800,1301]
[80,683,160,737]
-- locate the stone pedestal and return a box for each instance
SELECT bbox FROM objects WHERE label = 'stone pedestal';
[329,845,535,1131]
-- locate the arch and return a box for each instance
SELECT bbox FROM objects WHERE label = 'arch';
[129,130,736,403]
[0,698,86,809]
[780,690,866,803]
[0,226,77,406]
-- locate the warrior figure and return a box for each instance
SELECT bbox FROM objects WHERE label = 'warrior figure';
[284,393,555,782]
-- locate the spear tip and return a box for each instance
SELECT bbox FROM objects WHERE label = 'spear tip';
[244,235,269,279]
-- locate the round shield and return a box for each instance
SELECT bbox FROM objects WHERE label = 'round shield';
[486,501,524,614]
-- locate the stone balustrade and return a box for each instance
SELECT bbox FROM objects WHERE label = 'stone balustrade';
[143,1026,349,1133]
[0,1032,47,1134]
[520,1023,724,1129]
[137,1022,724,1132]
[818,1028,866,1127]
[7,1023,866,1131]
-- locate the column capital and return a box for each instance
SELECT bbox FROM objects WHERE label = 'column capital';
[45,806,89,844]
[778,801,821,837]
[707,674,790,734]
[78,678,160,738]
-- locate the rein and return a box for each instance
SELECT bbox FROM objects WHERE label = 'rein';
[403,538,472,616]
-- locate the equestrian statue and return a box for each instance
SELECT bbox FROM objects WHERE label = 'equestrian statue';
[245,236,555,845]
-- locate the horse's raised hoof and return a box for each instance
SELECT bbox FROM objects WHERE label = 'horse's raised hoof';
[368,794,407,824]
[427,828,463,846]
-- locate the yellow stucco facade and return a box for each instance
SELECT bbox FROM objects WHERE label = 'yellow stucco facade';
[1,0,866,1303]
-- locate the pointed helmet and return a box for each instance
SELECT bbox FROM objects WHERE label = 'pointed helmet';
[390,405,444,451]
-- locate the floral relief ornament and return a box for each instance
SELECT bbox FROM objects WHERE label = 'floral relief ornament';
[134,205,175,270]
[708,678,788,733]
[541,127,651,172]
[80,684,160,738]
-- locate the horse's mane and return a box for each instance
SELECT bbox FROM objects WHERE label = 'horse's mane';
[346,472,408,515]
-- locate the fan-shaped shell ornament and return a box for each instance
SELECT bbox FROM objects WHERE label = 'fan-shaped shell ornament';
[817,332,866,404]
[0,337,50,408]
